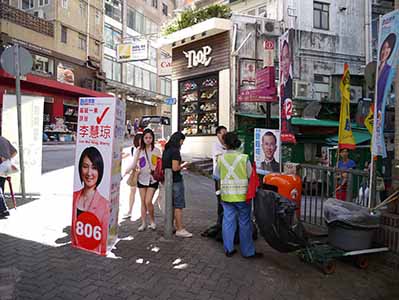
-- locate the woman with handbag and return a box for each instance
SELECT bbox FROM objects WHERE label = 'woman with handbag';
[123,133,142,219]
[130,128,161,231]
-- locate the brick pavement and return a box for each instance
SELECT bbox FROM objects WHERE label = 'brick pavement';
[1,172,399,300]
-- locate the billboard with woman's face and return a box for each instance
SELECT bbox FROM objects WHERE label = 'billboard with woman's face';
[372,10,399,158]
[71,97,125,256]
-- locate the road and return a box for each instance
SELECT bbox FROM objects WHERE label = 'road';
[42,144,76,173]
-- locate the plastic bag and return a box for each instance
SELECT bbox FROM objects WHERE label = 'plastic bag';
[323,198,380,229]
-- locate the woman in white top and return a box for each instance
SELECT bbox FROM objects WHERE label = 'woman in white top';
[130,128,161,231]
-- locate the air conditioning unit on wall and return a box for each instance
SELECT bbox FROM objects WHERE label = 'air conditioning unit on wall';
[294,81,309,98]
[350,86,363,103]
[260,20,281,36]
[33,10,45,19]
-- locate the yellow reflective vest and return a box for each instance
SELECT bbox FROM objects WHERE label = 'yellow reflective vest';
[218,152,249,202]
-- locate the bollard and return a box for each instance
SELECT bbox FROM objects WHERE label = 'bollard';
[164,168,173,239]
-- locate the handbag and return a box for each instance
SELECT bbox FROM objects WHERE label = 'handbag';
[152,158,164,183]
[127,168,139,187]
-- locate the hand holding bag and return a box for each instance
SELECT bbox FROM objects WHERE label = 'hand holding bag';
[127,167,139,187]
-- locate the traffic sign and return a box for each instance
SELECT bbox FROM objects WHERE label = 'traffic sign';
[165,97,176,105]
[0,45,33,76]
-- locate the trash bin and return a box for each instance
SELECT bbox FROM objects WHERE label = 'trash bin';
[324,198,380,251]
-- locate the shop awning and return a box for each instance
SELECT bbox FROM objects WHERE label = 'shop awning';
[326,131,371,145]
[0,69,110,98]
[291,118,339,127]
[235,112,278,119]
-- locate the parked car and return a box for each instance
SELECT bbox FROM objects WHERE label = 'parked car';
[139,115,171,143]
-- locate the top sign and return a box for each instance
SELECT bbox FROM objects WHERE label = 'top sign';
[183,46,213,69]
[263,40,275,50]
[116,40,148,62]
[158,57,172,76]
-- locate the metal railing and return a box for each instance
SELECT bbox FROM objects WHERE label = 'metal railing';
[0,3,54,37]
[299,164,369,227]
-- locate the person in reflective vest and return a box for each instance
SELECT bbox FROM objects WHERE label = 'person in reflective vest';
[214,132,263,258]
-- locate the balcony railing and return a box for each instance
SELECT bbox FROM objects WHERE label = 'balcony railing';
[0,2,54,37]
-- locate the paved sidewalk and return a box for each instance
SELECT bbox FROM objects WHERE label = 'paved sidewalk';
[1,169,399,299]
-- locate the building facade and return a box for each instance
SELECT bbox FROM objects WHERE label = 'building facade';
[102,0,175,124]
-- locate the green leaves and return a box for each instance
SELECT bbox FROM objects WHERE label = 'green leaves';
[162,4,231,36]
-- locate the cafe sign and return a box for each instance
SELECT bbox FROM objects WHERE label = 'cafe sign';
[183,46,213,68]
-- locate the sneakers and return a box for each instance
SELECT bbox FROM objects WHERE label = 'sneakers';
[175,229,193,238]
[225,249,237,257]
[244,252,264,259]
[148,223,157,230]
[122,213,131,219]
[138,223,146,231]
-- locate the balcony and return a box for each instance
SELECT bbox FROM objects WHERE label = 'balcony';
[0,2,54,37]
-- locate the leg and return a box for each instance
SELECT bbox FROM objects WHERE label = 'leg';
[0,177,8,213]
[145,188,156,224]
[215,180,223,227]
[221,202,237,254]
[139,188,147,225]
[236,202,255,257]
[174,208,183,231]
[128,186,136,215]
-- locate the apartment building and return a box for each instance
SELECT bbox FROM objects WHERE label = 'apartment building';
[0,0,106,137]
[102,0,175,122]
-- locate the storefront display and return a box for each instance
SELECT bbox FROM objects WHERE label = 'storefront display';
[179,74,219,136]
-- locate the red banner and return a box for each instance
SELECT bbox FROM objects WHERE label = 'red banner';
[238,67,277,103]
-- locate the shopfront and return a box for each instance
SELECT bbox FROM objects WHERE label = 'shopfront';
[163,19,232,158]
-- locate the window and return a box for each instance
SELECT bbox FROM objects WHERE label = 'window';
[95,10,101,25]
[61,0,68,8]
[127,8,135,29]
[314,2,329,30]
[148,46,157,67]
[38,0,49,6]
[22,0,34,9]
[103,57,121,82]
[124,63,134,85]
[135,10,144,33]
[33,55,53,74]
[79,0,86,16]
[142,69,150,90]
[150,72,157,92]
[161,78,171,96]
[61,25,67,43]
[105,0,122,22]
[134,67,143,88]
[151,0,157,8]
[258,5,267,17]
[94,42,100,56]
[162,3,168,16]
[104,25,121,49]
[78,34,87,50]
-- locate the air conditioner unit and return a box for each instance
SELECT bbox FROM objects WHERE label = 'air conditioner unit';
[294,81,309,98]
[33,9,45,19]
[349,86,362,103]
[260,20,281,36]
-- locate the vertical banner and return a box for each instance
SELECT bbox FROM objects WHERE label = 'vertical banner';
[254,128,281,174]
[372,10,399,158]
[338,63,356,150]
[2,95,44,195]
[279,29,296,143]
[71,97,125,256]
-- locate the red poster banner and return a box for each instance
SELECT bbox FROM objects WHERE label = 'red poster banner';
[238,67,277,103]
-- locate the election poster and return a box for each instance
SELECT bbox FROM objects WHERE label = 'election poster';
[71,97,125,256]
[254,128,281,174]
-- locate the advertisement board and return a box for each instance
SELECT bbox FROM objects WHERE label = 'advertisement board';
[254,128,281,174]
[116,40,148,62]
[2,95,44,195]
[158,57,172,76]
[71,97,125,256]
[57,63,75,85]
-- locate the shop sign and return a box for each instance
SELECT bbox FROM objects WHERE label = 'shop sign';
[72,97,125,256]
[263,39,275,67]
[164,97,176,105]
[158,57,172,76]
[116,40,148,62]
[183,46,212,68]
[238,67,277,102]
[57,63,75,85]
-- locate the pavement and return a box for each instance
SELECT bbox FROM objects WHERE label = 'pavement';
[1,161,399,299]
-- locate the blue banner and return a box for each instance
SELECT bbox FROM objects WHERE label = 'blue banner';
[372,10,399,158]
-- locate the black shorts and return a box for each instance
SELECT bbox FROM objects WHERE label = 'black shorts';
[137,181,159,189]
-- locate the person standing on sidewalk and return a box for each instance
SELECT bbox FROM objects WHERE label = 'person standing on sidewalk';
[0,136,17,218]
[131,128,161,231]
[212,125,227,230]
[336,148,356,201]
[162,132,192,238]
[214,132,262,258]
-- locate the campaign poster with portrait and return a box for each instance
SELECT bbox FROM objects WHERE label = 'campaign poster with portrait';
[372,10,399,158]
[254,128,281,174]
[279,29,296,144]
[72,97,125,256]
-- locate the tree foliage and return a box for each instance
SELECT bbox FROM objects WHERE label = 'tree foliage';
[163,4,231,36]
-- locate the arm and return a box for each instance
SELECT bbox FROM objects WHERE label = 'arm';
[124,149,140,176]
[213,158,221,180]
[246,160,252,179]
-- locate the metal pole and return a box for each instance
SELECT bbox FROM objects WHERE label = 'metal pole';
[14,44,26,200]
[164,168,173,239]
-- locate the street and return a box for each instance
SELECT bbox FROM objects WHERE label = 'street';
[0,145,398,300]
[41,144,76,174]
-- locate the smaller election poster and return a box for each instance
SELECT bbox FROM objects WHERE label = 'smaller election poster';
[71,97,125,256]
[254,128,281,174]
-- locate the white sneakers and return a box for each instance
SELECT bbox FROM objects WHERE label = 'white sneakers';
[148,223,157,230]
[175,229,193,238]
[138,222,156,231]
[138,223,146,231]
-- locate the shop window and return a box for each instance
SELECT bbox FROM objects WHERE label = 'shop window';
[178,74,219,136]
[105,0,122,22]
[78,34,87,50]
[162,3,168,16]
[314,1,329,30]
[104,25,121,50]
[61,25,67,43]
[33,55,54,75]
[22,0,34,9]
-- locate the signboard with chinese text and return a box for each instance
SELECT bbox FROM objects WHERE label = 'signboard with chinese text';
[2,95,44,195]
[71,97,125,256]
[116,40,148,62]
[238,67,277,102]
[158,57,172,76]
[263,40,275,67]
